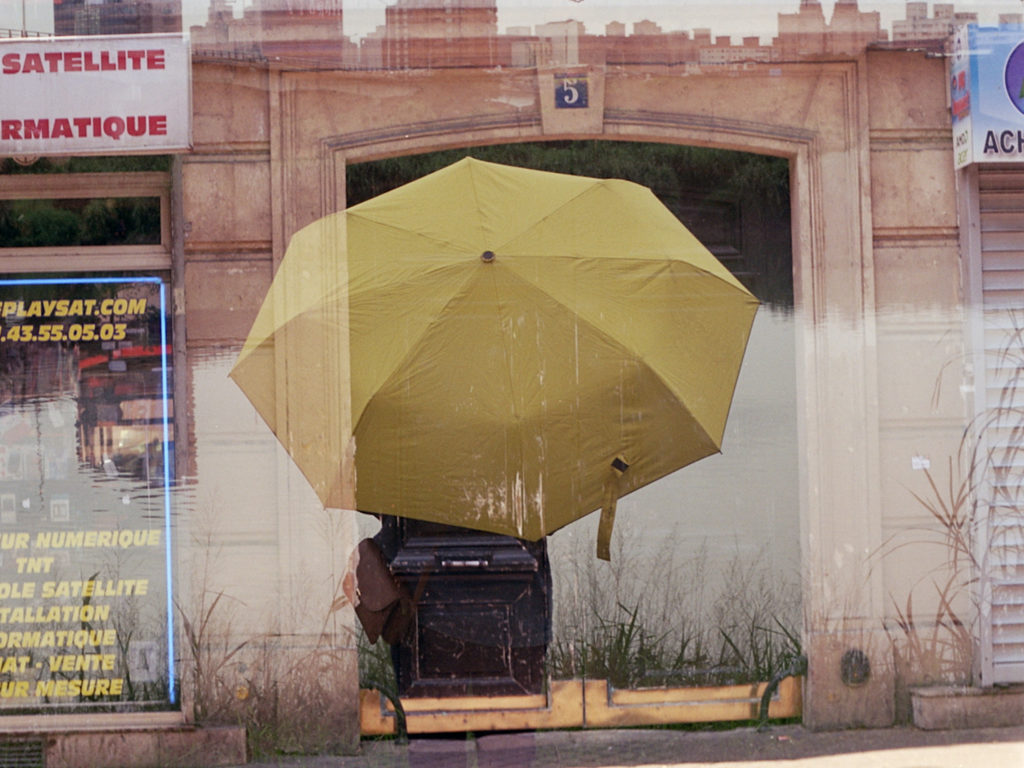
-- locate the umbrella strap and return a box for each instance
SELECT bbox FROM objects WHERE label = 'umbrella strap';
[411,567,430,604]
[597,457,629,561]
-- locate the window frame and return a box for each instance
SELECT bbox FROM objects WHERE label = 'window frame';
[0,169,181,723]
[0,172,171,272]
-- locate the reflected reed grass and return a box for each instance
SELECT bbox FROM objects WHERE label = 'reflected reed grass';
[547,538,801,688]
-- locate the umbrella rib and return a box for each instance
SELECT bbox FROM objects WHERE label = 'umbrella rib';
[491,182,608,255]
[462,160,620,255]
[496,264,722,458]
[347,210,481,258]
[491,254,755,354]
[488,177,752,296]
[350,266,478,434]
[524,260,750,448]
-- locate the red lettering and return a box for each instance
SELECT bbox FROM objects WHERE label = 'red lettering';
[72,117,91,137]
[126,116,146,137]
[22,119,49,140]
[102,116,125,139]
[99,51,118,71]
[21,53,43,73]
[1,120,21,140]
[1,114,172,144]
[0,47,170,75]
[51,118,72,139]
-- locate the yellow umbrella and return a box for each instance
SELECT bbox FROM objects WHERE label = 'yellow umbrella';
[230,158,758,558]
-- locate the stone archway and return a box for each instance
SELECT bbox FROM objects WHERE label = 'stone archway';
[263,59,883,727]
[183,47,960,737]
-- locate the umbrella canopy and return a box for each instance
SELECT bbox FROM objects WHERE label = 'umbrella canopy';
[230,157,758,552]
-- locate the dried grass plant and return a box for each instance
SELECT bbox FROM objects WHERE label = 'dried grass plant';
[878,309,1024,694]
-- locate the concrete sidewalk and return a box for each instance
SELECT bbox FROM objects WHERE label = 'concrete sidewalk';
[237,723,1024,768]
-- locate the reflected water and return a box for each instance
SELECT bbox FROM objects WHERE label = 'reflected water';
[541,304,800,686]
[185,306,800,690]
[178,214,800,691]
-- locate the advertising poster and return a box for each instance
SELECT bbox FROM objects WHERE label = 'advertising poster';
[0,276,174,712]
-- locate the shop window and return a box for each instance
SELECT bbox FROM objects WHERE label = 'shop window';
[0,273,176,714]
[0,172,170,273]
[0,168,177,714]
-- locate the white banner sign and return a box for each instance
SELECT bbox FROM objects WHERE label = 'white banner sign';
[0,34,191,157]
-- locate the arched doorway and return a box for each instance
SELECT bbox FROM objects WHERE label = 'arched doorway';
[346,140,799,703]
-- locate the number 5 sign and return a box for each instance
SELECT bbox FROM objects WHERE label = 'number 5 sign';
[554,74,588,109]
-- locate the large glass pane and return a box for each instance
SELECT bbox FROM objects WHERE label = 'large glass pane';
[0,198,162,248]
[0,275,174,713]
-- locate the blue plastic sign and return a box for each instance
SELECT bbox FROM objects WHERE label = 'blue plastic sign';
[953,25,1024,167]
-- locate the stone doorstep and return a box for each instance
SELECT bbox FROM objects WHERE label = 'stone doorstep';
[911,685,1024,730]
[13,724,249,768]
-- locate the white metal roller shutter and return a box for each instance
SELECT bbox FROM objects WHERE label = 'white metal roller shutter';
[978,166,1024,684]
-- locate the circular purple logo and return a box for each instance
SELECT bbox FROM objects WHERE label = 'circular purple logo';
[1005,41,1024,115]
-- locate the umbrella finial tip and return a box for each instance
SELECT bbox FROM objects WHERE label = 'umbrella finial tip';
[481,250,496,263]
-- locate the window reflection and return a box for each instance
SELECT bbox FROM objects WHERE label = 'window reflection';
[0,277,174,712]
[6,2,1024,71]
[53,0,182,36]
[0,198,161,248]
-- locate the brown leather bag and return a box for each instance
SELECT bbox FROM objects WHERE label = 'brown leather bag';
[345,538,415,645]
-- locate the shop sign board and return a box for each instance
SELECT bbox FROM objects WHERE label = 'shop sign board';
[0,276,176,712]
[0,34,190,157]
[952,24,1024,168]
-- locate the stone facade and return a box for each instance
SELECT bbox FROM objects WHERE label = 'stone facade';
[176,40,964,742]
